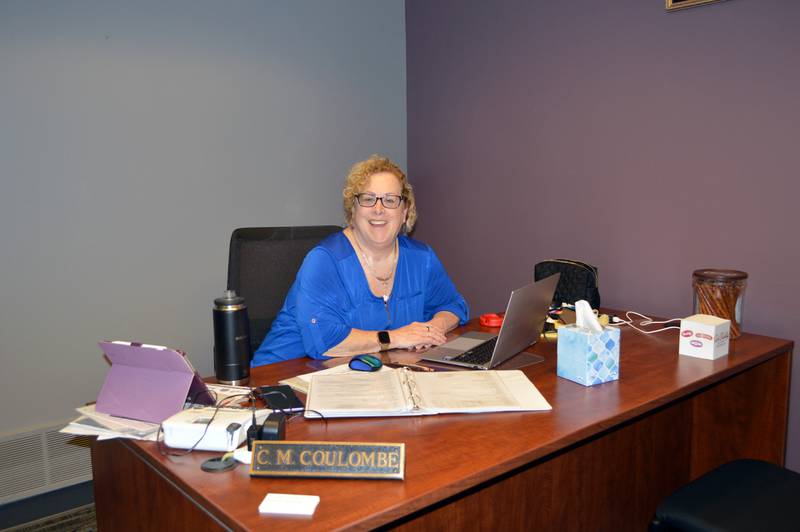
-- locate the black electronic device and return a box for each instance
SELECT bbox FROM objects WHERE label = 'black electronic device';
[246,423,260,451]
[256,385,304,413]
[377,330,391,351]
[246,407,259,451]
[261,412,286,441]
[247,412,287,450]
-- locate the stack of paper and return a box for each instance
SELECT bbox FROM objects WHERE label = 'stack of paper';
[201,383,252,405]
[61,405,160,441]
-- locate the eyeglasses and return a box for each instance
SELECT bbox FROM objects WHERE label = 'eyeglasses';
[355,193,405,209]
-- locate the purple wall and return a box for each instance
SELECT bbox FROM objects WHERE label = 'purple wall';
[406,0,800,471]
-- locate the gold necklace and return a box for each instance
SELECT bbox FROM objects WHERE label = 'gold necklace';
[351,231,398,291]
[350,230,397,324]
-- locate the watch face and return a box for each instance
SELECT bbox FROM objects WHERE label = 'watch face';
[378,331,390,344]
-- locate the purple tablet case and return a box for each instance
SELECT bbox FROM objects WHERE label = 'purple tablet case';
[95,341,215,424]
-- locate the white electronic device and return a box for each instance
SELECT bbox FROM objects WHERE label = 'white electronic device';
[162,407,270,452]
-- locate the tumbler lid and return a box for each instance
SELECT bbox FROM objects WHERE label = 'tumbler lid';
[692,269,748,281]
[214,289,246,308]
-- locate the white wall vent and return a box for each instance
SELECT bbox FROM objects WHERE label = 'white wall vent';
[0,424,92,504]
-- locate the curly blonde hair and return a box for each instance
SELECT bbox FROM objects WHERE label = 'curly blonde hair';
[342,155,417,232]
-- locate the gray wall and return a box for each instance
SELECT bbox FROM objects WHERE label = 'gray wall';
[406,0,800,471]
[0,1,406,433]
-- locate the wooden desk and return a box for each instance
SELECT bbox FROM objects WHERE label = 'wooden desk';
[91,323,792,531]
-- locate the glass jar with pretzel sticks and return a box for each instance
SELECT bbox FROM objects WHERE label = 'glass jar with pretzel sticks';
[692,269,748,339]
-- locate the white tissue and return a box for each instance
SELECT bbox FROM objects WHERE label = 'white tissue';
[233,445,252,464]
[575,300,603,333]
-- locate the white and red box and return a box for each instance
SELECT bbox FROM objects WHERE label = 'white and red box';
[679,314,731,360]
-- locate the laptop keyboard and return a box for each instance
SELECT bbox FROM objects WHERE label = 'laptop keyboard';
[450,337,498,366]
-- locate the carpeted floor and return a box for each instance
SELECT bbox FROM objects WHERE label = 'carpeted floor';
[2,504,96,532]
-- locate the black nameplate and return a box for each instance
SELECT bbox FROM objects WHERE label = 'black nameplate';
[249,441,404,479]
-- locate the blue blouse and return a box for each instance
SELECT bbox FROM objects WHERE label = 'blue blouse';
[252,232,469,366]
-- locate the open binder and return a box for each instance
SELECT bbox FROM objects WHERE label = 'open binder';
[95,341,214,424]
[304,368,551,418]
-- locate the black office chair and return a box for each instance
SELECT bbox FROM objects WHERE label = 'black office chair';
[650,459,800,532]
[226,225,341,358]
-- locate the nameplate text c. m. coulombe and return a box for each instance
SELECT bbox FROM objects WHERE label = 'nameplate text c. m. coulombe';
[249,441,404,480]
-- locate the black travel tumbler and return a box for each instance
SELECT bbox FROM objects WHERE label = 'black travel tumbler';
[213,290,251,385]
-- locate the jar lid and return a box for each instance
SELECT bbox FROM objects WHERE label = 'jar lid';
[214,289,246,307]
[692,269,748,281]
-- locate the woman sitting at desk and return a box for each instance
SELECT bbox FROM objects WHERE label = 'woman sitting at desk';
[252,155,468,366]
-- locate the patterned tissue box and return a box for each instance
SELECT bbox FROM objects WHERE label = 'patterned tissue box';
[557,324,620,386]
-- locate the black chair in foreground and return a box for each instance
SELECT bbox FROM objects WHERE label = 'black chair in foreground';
[649,459,800,532]
[226,225,341,358]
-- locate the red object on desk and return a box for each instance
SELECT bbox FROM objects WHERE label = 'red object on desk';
[480,312,504,327]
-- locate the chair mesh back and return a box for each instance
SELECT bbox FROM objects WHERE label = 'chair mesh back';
[227,226,341,356]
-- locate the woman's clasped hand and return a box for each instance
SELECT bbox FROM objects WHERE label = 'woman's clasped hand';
[391,321,448,351]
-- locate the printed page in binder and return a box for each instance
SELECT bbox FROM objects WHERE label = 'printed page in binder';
[304,368,551,419]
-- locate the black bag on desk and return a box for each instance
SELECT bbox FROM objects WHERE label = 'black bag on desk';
[534,259,600,309]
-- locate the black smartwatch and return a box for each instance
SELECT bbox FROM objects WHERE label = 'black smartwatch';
[377,330,391,351]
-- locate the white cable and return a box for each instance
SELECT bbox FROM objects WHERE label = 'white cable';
[609,311,681,335]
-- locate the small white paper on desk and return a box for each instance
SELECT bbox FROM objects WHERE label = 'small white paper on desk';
[259,493,320,516]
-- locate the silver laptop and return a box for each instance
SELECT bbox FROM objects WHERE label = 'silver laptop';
[420,273,560,370]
